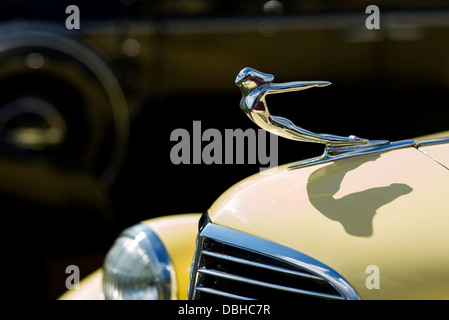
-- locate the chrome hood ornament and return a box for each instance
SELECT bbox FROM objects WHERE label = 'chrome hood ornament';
[235,67,389,168]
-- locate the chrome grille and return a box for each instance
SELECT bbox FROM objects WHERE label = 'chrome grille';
[188,222,360,300]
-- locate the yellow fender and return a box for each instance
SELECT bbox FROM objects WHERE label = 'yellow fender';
[59,213,200,300]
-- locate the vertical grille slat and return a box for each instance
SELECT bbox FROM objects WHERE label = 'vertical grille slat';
[188,222,360,301]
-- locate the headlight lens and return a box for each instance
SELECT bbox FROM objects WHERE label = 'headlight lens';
[102,224,176,300]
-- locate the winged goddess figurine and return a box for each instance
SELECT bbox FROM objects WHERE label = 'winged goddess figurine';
[235,67,369,148]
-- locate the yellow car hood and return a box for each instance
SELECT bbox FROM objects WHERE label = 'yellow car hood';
[209,144,449,299]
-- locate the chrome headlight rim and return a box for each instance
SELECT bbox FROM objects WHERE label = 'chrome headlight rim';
[102,224,177,300]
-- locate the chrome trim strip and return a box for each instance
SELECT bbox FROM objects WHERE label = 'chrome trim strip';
[190,222,361,300]
[120,224,177,300]
[288,137,449,170]
[195,286,254,300]
[201,250,324,281]
[415,136,449,147]
[198,268,344,300]
[288,139,417,170]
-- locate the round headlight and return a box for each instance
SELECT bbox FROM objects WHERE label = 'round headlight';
[102,224,176,300]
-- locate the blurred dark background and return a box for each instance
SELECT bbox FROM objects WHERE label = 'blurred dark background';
[1,0,449,299]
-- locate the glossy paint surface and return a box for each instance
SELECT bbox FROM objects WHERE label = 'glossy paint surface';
[209,145,449,299]
[419,143,449,169]
[60,214,200,300]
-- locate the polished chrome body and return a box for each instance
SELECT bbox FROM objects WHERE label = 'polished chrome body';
[236,67,390,169]
[188,219,360,300]
[416,136,449,148]
[236,67,371,147]
[103,224,176,300]
[288,139,416,169]
[289,136,449,169]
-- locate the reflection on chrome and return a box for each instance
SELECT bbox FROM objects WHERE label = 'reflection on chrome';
[235,67,392,169]
[188,220,361,300]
